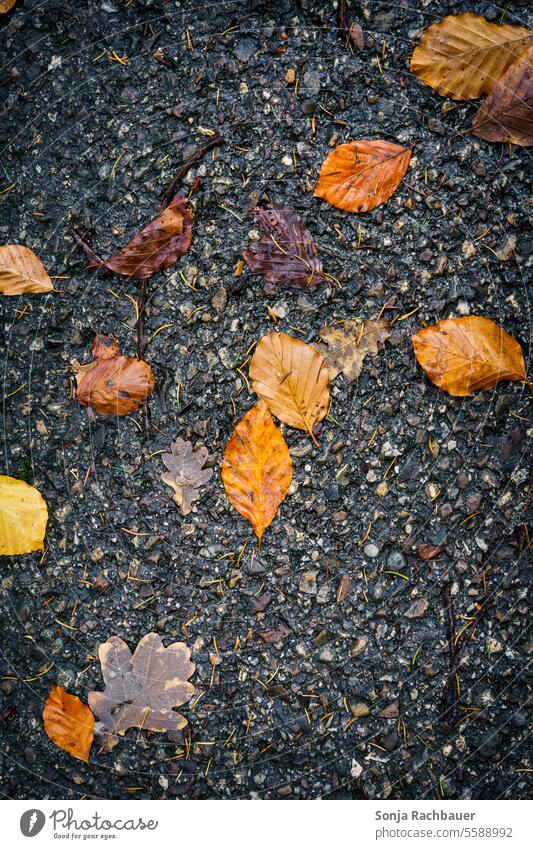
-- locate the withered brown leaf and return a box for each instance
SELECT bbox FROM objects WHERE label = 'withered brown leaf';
[161,438,213,515]
[472,45,533,147]
[314,318,391,381]
[72,194,192,282]
[88,633,195,751]
[43,685,94,762]
[243,205,323,294]
[417,544,445,560]
[72,334,155,415]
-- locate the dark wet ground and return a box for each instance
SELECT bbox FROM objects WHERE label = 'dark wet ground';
[0,0,531,800]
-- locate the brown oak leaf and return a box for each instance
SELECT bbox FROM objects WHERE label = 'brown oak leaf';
[161,438,213,515]
[472,45,533,147]
[314,318,391,381]
[88,633,195,752]
[243,205,323,294]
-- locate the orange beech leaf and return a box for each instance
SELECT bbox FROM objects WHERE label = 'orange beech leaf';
[412,316,526,397]
[0,245,53,295]
[314,140,411,213]
[410,13,532,101]
[249,333,330,442]
[472,45,533,146]
[73,334,155,415]
[0,1,17,13]
[43,685,94,762]
[221,401,292,545]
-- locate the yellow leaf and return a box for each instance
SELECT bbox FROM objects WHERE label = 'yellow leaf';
[0,475,48,555]
[0,245,53,295]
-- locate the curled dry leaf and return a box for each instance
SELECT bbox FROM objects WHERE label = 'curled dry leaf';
[0,475,48,555]
[43,685,94,763]
[243,205,323,294]
[410,13,532,101]
[472,45,533,146]
[314,140,411,213]
[73,334,155,415]
[249,333,330,442]
[314,318,391,381]
[161,438,213,515]
[412,316,526,397]
[336,575,353,604]
[221,401,292,544]
[88,633,195,752]
[0,245,53,295]
[72,194,192,281]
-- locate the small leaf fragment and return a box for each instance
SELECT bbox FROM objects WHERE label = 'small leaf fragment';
[417,544,445,560]
[472,45,533,146]
[412,316,526,396]
[314,140,411,213]
[0,475,48,555]
[249,333,330,441]
[243,205,323,294]
[0,245,53,295]
[161,438,213,515]
[43,685,94,763]
[409,13,532,101]
[74,334,155,415]
[314,318,391,381]
[222,401,292,543]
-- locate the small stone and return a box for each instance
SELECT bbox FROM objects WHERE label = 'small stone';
[319,646,334,662]
[405,598,429,619]
[233,38,258,63]
[364,543,380,558]
[375,481,388,497]
[351,637,368,656]
[350,702,370,718]
[299,570,318,595]
[316,584,331,604]
[211,286,227,313]
[284,69,296,84]
[386,551,407,570]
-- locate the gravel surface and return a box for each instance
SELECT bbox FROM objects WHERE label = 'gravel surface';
[1,0,531,801]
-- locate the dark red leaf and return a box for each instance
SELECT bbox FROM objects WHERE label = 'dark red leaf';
[243,205,323,295]
[417,544,445,560]
[104,194,192,281]
[260,625,291,644]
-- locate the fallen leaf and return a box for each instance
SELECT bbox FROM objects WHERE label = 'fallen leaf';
[0,1,16,13]
[412,316,526,396]
[472,45,533,146]
[161,438,213,515]
[88,633,195,751]
[336,575,353,604]
[314,318,391,381]
[379,701,399,719]
[243,205,323,294]
[0,475,48,555]
[314,140,411,212]
[73,334,155,415]
[410,13,532,101]
[72,194,192,281]
[43,685,94,762]
[249,333,330,442]
[260,625,291,644]
[221,401,292,544]
[417,544,445,560]
[493,235,518,261]
[0,245,53,295]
